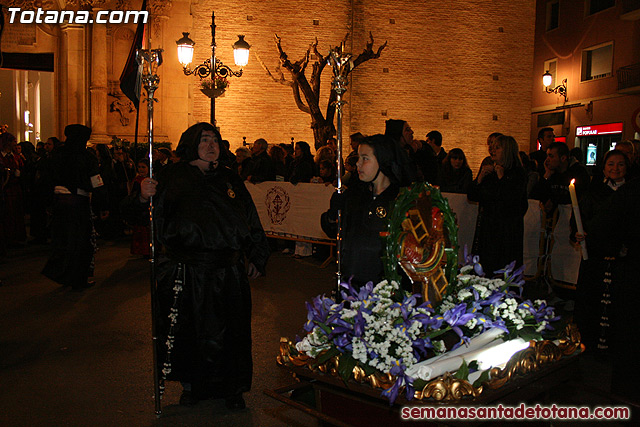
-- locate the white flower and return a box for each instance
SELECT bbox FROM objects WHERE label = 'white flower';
[465,317,478,329]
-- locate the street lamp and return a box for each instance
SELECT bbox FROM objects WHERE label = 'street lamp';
[543,70,567,102]
[176,12,249,124]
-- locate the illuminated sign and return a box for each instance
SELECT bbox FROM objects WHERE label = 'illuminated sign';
[576,122,623,136]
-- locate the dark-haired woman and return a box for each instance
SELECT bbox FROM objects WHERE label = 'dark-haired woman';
[467,135,528,275]
[321,134,402,289]
[288,141,315,185]
[438,148,472,194]
[139,122,269,409]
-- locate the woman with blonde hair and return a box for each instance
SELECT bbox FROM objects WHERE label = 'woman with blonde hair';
[468,135,528,275]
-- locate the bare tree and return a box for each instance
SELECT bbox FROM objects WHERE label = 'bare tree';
[257,33,387,149]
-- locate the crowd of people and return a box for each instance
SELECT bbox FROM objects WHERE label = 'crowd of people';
[3,120,640,407]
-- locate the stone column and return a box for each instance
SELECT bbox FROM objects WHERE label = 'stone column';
[59,24,87,128]
[89,10,111,145]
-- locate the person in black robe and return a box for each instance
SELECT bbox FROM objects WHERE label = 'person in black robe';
[467,135,528,276]
[590,176,640,406]
[42,124,105,290]
[570,150,628,352]
[321,134,402,289]
[137,122,269,410]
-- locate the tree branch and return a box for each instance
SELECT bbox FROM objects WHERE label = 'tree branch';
[275,34,319,116]
[254,50,293,87]
[351,32,387,70]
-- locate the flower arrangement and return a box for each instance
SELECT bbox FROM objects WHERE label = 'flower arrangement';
[293,255,561,404]
[199,75,229,98]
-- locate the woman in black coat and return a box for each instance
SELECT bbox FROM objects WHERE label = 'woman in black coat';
[439,148,472,194]
[139,123,269,409]
[467,135,528,276]
[287,141,315,184]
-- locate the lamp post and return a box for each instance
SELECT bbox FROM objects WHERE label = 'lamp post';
[543,70,568,102]
[176,12,249,124]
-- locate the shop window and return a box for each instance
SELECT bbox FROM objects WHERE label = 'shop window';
[586,0,616,16]
[546,0,559,31]
[581,43,613,81]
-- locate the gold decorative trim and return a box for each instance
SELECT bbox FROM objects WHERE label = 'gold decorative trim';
[277,324,583,403]
[414,372,483,401]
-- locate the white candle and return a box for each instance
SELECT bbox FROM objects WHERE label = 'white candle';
[569,179,588,260]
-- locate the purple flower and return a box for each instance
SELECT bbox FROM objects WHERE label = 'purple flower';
[462,245,485,276]
[443,303,475,328]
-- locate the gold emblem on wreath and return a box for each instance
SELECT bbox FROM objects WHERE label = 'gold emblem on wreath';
[227,188,236,198]
[376,206,387,218]
[398,191,449,305]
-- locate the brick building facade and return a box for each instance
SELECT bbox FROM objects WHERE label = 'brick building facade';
[1,0,536,170]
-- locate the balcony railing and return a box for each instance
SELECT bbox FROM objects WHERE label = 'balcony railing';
[617,63,640,91]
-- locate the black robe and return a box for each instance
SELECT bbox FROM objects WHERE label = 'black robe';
[322,182,399,288]
[42,143,104,289]
[467,167,528,275]
[153,162,269,398]
[570,180,622,350]
[590,178,640,404]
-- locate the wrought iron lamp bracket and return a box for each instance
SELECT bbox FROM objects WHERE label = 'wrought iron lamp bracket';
[182,58,243,80]
[545,78,568,102]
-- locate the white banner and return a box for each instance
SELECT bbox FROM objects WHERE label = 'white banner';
[246,181,335,240]
[245,184,581,284]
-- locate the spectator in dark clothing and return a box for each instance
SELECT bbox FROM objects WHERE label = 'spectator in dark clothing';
[0,133,26,246]
[31,137,58,243]
[234,147,251,179]
[317,159,337,186]
[342,152,360,186]
[530,141,590,214]
[245,138,276,183]
[615,140,639,180]
[348,132,365,158]
[519,151,540,197]
[279,143,294,176]
[426,130,447,164]
[406,139,438,184]
[468,135,528,275]
[288,141,315,184]
[384,119,418,186]
[477,132,503,177]
[269,145,287,180]
[439,148,472,194]
[153,147,172,173]
[529,127,555,175]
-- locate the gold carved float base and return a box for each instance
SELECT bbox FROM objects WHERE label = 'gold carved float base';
[277,324,583,403]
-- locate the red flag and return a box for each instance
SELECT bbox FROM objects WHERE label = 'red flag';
[119,0,147,109]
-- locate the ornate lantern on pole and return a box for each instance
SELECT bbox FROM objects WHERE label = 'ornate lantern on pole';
[135,47,163,416]
[327,43,352,293]
[176,12,249,124]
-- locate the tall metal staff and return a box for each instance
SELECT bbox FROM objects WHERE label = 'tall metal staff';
[136,48,164,417]
[328,44,352,294]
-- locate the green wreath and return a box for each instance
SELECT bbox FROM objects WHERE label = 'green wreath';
[382,182,459,288]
